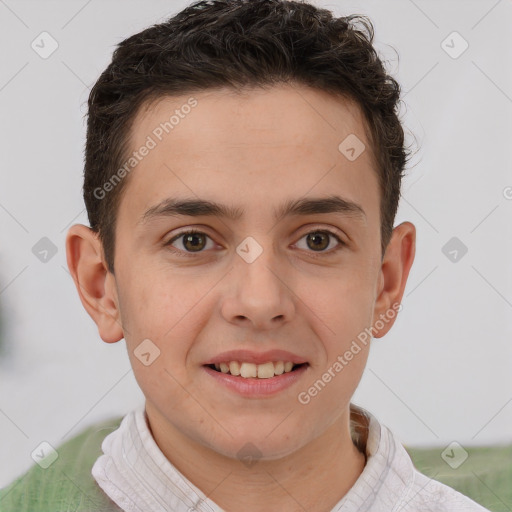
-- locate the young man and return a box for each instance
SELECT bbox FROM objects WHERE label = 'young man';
[0,0,491,510]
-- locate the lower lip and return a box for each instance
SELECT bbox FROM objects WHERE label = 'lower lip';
[203,364,309,398]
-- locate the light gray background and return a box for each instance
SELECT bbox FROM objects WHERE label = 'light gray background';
[1,0,511,488]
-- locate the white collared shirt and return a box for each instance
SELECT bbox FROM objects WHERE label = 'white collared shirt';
[92,404,489,511]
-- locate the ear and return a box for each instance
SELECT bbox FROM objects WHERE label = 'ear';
[372,221,416,338]
[65,224,124,343]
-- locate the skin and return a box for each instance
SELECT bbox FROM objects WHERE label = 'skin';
[66,83,415,512]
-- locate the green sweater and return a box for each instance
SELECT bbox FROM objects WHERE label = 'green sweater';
[0,416,510,511]
[0,417,123,512]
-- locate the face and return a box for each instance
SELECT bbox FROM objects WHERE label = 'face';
[99,84,396,460]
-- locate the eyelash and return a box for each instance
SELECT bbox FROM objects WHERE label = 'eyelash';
[164,228,346,258]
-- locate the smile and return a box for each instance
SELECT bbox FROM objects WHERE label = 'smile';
[207,361,306,379]
[203,361,309,397]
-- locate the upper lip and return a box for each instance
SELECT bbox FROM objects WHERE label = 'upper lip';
[204,349,308,366]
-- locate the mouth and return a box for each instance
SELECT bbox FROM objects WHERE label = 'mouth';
[205,361,308,379]
[202,349,310,396]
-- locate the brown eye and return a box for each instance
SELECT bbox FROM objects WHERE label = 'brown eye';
[167,230,214,254]
[306,232,330,251]
[295,229,345,254]
[182,232,206,251]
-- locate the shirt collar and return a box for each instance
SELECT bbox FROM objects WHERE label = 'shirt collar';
[92,403,416,512]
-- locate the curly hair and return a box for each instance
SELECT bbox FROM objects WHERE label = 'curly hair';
[84,0,410,273]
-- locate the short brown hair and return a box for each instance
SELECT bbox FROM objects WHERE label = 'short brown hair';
[84,0,411,273]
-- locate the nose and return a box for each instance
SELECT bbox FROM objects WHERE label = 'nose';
[220,244,296,331]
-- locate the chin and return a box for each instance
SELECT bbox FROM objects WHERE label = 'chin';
[200,423,312,463]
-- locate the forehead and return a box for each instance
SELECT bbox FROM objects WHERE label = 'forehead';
[119,83,379,226]
[132,84,370,155]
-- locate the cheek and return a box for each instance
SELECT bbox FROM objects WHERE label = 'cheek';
[296,343,369,437]
[297,266,376,385]
[117,264,194,336]
[118,268,217,379]
[128,356,201,431]
[301,269,376,331]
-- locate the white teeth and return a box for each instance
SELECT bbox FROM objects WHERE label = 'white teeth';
[229,361,241,376]
[212,360,300,378]
[240,362,258,378]
[257,362,275,379]
[274,361,284,375]
[284,361,294,372]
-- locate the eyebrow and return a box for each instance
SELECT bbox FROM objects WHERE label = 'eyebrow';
[139,194,366,224]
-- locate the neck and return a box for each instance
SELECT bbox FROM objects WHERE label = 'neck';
[146,404,367,512]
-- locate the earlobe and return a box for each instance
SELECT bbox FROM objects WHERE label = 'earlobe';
[372,221,416,338]
[65,224,124,344]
